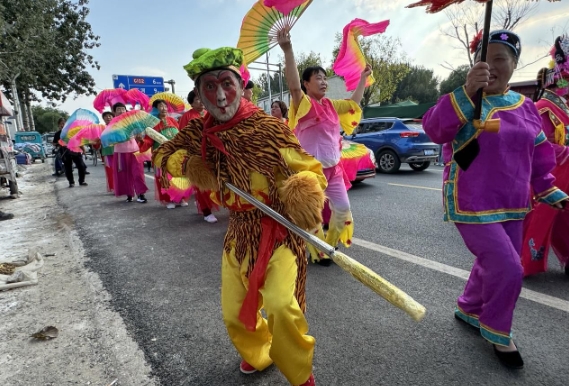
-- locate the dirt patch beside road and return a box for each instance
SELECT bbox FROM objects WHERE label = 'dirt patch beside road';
[0,163,155,386]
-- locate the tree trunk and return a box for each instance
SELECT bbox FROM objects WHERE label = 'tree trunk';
[19,91,30,131]
[25,92,36,131]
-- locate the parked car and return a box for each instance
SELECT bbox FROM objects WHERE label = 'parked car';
[13,131,47,163]
[344,117,439,173]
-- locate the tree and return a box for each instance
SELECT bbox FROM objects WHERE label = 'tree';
[439,65,470,95]
[332,34,409,107]
[0,0,100,105]
[442,0,537,66]
[388,65,440,104]
[32,105,68,134]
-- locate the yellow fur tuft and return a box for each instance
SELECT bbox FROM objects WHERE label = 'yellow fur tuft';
[185,155,218,191]
[279,171,325,230]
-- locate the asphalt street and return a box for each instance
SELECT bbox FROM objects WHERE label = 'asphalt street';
[56,162,569,386]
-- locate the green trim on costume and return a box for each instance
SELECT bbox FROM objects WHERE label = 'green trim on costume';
[538,188,568,206]
[480,323,512,347]
[534,130,547,146]
[443,89,528,224]
[454,308,480,328]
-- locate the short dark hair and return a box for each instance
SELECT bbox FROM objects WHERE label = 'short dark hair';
[301,66,327,93]
[112,103,127,113]
[57,117,66,125]
[187,90,197,104]
[151,99,167,109]
[245,80,254,89]
[271,100,288,118]
[102,112,114,120]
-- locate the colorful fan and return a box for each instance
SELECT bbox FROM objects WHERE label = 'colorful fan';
[264,0,307,15]
[237,0,313,64]
[66,124,106,153]
[61,109,100,140]
[100,110,160,147]
[333,19,390,91]
[163,176,194,203]
[148,92,185,114]
[126,89,150,111]
[93,88,128,113]
[340,141,376,185]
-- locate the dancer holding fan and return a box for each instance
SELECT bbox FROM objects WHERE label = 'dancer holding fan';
[101,105,158,203]
[140,98,192,209]
[277,28,370,265]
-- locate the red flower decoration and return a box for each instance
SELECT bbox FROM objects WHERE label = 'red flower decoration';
[349,108,356,115]
[351,121,358,127]
[345,221,352,225]
[347,239,352,245]
[470,30,483,54]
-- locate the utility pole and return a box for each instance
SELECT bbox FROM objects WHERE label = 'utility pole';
[278,63,283,102]
[10,73,23,131]
[265,52,271,106]
[165,79,176,94]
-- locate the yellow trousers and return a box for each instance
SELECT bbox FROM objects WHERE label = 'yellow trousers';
[221,243,314,385]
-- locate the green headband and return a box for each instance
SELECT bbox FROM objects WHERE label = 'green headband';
[184,47,244,81]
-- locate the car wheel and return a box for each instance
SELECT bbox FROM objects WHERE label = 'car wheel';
[377,150,401,174]
[409,161,430,171]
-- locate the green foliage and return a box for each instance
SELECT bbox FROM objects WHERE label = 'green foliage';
[439,65,470,95]
[32,105,68,134]
[0,0,100,103]
[388,65,440,105]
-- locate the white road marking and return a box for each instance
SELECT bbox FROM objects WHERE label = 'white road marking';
[387,183,442,192]
[352,237,569,314]
[145,171,569,313]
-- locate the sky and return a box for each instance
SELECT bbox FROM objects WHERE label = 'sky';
[51,0,569,115]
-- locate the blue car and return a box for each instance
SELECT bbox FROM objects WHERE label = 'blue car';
[344,117,439,173]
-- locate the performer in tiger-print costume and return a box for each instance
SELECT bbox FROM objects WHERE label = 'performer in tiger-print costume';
[153,47,325,386]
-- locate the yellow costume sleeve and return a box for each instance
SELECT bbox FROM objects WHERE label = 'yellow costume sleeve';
[330,99,362,135]
[287,93,313,131]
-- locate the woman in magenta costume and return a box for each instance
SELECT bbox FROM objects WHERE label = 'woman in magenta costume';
[521,36,569,277]
[111,103,149,203]
[139,99,192,209]
[177,90,219,223]
[101,111,115,192]
[423,30,568,369]
[278,29,369,265]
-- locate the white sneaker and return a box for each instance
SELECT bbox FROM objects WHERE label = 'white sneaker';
[204,214,218,223]
[180,201,189,207]
[166,203,176,209]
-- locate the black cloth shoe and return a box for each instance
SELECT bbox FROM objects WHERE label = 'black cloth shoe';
[126,195,133,203]
[79,182,88,186]
[69,183,75,188]
[565,265,569,276]
[85,171,90,175]
[453,312,480,331]
[137,194,147,203]
[493,344,524,369]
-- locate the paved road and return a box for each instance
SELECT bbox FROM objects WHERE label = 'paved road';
[57,163,569,386]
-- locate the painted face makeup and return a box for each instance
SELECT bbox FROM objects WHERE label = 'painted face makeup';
[198,70,242,122]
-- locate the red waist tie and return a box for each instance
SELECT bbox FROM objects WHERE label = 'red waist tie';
[238,216,287,331]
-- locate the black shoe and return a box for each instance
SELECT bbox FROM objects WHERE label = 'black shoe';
[137,195,147,203]
[85,171,90,175]
[69,183,75,188]
[316,258,332,266]
[493,344,524,369]
[564,265,569,276]
[79,182,88,186]
[126,195,133,203]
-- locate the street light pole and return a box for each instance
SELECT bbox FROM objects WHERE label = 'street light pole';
[165,79,176,94]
